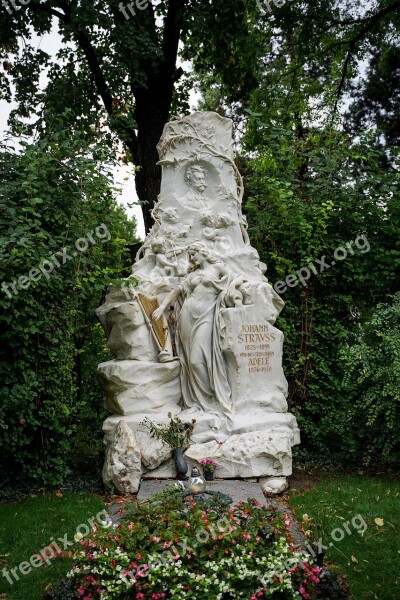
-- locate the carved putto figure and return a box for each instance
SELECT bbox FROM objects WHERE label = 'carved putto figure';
[160,208,191,240]
[151,237,179,277]
[200,211,233,252]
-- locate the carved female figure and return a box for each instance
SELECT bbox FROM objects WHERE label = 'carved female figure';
[152,242,250,432]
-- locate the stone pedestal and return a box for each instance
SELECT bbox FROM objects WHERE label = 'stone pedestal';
[98,359,182,416]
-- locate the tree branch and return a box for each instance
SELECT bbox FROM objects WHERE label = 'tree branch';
[35,4,68,22]
[74,30,113,115]
[163,0,182,78]
[30,3,112,114]
[327,1,400,27]
[331,2,400,114]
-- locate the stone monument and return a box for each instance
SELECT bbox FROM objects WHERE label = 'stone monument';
[97,112,300,493]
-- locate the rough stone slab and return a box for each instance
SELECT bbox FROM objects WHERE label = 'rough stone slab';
[98,359,182,416]
[185,430,293,478]
[260,476,289,495]
[96,295,160,361]
[103,421,142,493]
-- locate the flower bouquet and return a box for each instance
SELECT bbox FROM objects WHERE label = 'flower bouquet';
[199,458,218,480]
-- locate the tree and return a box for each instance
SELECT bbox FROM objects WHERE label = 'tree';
[193,1,400,137]
[3,1,398,229]
[0,0,261,231]
[346,42,400,149]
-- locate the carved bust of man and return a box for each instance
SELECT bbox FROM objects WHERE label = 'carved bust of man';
[178,163,215,210]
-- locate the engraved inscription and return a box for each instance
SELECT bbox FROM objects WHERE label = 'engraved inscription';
[238,324,276,373]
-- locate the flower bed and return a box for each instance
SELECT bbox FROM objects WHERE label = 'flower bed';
[67,489,324,599]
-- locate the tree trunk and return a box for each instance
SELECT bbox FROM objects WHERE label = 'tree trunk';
[133,80,174,233]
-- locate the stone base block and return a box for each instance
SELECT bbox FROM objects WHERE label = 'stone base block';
[98,359,182,416]
[178,408,300,445]
[260,476,289,495]
[103,413,296,493]
[142,457,176,479]
[185,429,294,478]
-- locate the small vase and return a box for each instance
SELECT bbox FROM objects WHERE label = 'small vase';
[204,471,214,481]
[315,551,325,567]
[172,448,188,480]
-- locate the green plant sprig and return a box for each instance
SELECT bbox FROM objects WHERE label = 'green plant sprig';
[140,413,195,449]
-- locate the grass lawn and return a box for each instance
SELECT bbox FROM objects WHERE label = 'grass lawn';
[288,471,400,600]
[0,491,105,600]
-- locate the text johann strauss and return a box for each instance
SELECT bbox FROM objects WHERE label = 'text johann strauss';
[238,324,276,343]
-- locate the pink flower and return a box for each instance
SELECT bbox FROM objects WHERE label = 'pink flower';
[128,522,135,530]
[137,564,149,577]
[299,585,310,599]
[136,594,145,599]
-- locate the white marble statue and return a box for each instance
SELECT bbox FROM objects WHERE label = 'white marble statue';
[97,111,300,492]
[152,242,251,436]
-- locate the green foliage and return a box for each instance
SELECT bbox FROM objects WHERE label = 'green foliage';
[0,122,137,486]
[68,488,323,598]
[342,293,400,466]
[141,414,195,449]
[243,98,399,466]
[346,42,400,149]
[46,578,76,600]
